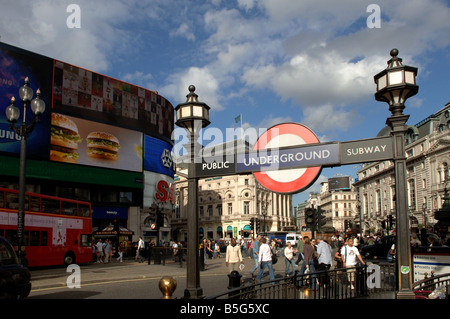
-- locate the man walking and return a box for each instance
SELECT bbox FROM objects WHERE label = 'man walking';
[256,238,275,283]
[226,238,244,273]
[316,236,332,292]
[250,235,261,279]
[341,237,365,290]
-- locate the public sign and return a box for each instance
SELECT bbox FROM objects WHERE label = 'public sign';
[193,122,394,194]
[340,136,393,165]
[250,123,323,194]
[195,155,236,178]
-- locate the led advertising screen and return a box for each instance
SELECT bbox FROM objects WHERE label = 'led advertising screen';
[0,42,52,158]
[143,135,175,177]
[328,176,351,191]
[50,112,142,172]
[53,60,174,141]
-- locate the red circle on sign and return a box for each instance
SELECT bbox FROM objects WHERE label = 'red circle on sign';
[253,123,322,194]
[151,223,156,230]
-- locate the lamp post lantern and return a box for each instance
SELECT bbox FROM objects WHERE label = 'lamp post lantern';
[5,77,46,266]
[374,49,418,299]
[175,85,210,299]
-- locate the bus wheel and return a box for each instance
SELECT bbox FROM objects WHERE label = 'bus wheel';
[64,252,76,266]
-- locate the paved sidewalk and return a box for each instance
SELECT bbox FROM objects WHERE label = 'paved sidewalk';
[30,254,395,299]
[30,254,272,298]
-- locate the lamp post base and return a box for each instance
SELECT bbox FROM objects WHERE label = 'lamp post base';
[396,289,415,299]
[184,287,204,299]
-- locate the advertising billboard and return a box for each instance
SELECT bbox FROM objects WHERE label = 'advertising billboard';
[328,176,351,191]
[53,60,173,141]
[143,171,174,209]
[50,113,142,172]
[143,135,175,177]
[0,42,52,158]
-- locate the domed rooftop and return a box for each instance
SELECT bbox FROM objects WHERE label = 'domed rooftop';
[376,126,391,137]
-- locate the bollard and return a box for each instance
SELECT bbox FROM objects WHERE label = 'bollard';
[159,276,177,299]
[227,270,242,299]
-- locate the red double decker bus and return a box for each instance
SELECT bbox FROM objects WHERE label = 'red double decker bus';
[0,187,92,267]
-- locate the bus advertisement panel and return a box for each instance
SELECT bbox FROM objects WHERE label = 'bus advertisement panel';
[0,187,92,267]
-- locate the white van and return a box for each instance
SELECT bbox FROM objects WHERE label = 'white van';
[285,233,302,246]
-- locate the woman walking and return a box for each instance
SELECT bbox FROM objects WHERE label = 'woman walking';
[298,236,317,290]
[284,242,296,277]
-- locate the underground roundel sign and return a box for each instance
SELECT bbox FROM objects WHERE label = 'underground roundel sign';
[253,123,322,194]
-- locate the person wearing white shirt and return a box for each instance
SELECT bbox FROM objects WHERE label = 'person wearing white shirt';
[341,237,365,289]
[256,238,275,283]
[284,242,296,276]
[137,237,145,263]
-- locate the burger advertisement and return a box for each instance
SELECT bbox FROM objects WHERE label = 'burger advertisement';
[50,112,142,172]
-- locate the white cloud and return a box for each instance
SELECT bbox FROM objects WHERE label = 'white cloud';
[170,23,195,41]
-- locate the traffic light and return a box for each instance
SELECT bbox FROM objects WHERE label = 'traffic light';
[256,218,261,232]
[156,211,164,229]
[388,214,393,229]
[113,218,120,234]
[305,208,316,230]
[317,207,326,230]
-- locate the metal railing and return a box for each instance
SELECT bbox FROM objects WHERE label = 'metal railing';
[207,265,370,300]
[206,263,396,300]
[412,272,450,298]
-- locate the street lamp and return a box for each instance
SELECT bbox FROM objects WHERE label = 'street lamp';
[374,49,418,299]
[5,77,46,266]
[175,85,210,299]
[261,202,267,237]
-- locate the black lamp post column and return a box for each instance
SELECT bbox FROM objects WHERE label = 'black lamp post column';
[374,49,418,299]
[175,85,210,299]
[5,77,45,266]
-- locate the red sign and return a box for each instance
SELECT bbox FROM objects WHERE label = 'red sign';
[253,123,322,194]
[155,180,175,204]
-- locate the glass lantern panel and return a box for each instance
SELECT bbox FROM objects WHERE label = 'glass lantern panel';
[193,105,203,117]
[388,70,403,85]
[404,71,415,84]
[377,74,387,90]
[181,105,191,118]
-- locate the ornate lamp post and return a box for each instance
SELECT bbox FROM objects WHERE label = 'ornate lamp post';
[175,85,210,299]
[374,49,418,299]
[5,77,46,266]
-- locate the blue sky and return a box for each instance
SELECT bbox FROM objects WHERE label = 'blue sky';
[1,0,450,206]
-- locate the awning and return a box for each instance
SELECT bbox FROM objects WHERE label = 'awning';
[243,225,251,230]
[94,225,134,236]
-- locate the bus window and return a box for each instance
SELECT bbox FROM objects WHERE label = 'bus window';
[41,231,48,246]
[6,193,19,209]
[30,231,40,246]
[29,195,41,212]
[79,204,91,217]
[62,201,77,216]
[0,191,4,208]
[80,234,91,247]
[42,198,61,214]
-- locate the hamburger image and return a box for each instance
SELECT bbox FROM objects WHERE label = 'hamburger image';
[86,131,120,161]
[50,113,82,163]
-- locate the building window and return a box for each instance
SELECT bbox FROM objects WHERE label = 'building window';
[245,179,249,186]
[244,201,250,214]
[409,179,416,210]
[228,203,232,215]
[207,205,213,216]
[200,206,204,217]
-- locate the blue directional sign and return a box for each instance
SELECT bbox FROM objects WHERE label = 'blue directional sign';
[236,142,340,173]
